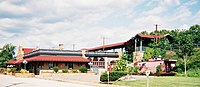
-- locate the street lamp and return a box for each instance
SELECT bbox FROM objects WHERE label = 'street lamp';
[88,62,93,71]
[23,60,28,70]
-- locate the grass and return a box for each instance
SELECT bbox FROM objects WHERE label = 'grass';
[113,76,200,87]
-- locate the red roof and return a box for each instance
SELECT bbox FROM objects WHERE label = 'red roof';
[6,56,89,65]
[6,59,21,65]
[27,56,89,62]
[84,42,125,51]
[22,48,35,54]
[137,34,170,39]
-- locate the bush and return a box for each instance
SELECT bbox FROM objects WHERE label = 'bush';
[7,68,11,73]
[156,65,162,76]
[53,66,59,73]
[113,60,127,71]
[187,69,200,77]
[72,70,78,73]
[62,69,68,73]
[79,67,87,73]
[11,68,17,73]
[20,69,29,73]
[0,68,4,73]
[100,71,128,82]
[133,66,139,74]
[126,66,134,74]
[160,72,176,76]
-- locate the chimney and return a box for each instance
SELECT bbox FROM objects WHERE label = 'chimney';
[59,44,64,50]
[16,45,24,60]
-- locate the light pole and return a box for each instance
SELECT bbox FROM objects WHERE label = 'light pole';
[23,60,28,70]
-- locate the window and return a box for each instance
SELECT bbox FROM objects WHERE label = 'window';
[78,63,83,66]
[48,62,58,69]
[48,62,53,69]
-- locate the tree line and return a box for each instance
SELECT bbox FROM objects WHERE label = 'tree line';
[0,44,15,67]
[124,24,200,76]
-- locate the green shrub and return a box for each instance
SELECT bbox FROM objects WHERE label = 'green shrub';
[133,66,139,74]
[7,68,11,73]
[156,65,162,76]
[187,69,200,77]
[72,70,78,73]
[20,69,29,73]
[160,72,176,76]
[127,66,134,74]
[113,60,127,71]
[79,67,87,73]
[139,71,146,75]
[10,68,17,73]
[62,69,68,73]
[100,71,128,82]
[0,68,4,73]
[53,66,59,73]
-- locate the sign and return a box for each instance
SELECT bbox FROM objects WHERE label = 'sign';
[146,70,150,76]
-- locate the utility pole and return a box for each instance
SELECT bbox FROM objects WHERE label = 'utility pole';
[72,44,75,50]
[102,36,106,51]
[155,24,159,45]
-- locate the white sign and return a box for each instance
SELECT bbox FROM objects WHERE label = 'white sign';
[146,70,150,76]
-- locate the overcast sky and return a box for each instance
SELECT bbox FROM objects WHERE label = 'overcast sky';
[0,0,199,50]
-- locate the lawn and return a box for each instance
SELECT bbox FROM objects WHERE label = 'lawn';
[113,76,200,87]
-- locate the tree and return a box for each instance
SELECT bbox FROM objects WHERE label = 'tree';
[143,48,154,61]
[121,52,133,62]
[176,31,194,76]
[0,44,16,67]
[165,50,177,60]
[148,37,170,58]
[113,60,127,71]
[140,31,148,34]
[187,24,200,44]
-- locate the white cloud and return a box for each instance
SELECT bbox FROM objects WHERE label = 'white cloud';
[142,6,165,15]
[0,1,31,15]
[0,0,199,49]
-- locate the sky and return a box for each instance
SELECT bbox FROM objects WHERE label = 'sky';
[0,0,200,50]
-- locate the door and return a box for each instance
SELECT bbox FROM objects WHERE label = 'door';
[68,63,73,69]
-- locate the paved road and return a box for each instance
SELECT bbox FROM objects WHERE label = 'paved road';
[38,74,100,83]
[0,75,98,87]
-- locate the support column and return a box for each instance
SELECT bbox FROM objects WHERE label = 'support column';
[98,57,101,67]
[140,39,142,52]
[135,39,137,51]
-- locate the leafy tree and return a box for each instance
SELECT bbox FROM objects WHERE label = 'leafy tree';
[148,37,170,58]
[140,31,148,34]
[187,24,200,44]
[0,44,15,67]
[143,48,154,61]
[121,52,133,62]
[113,60,127,71]
[165,50,177,60]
